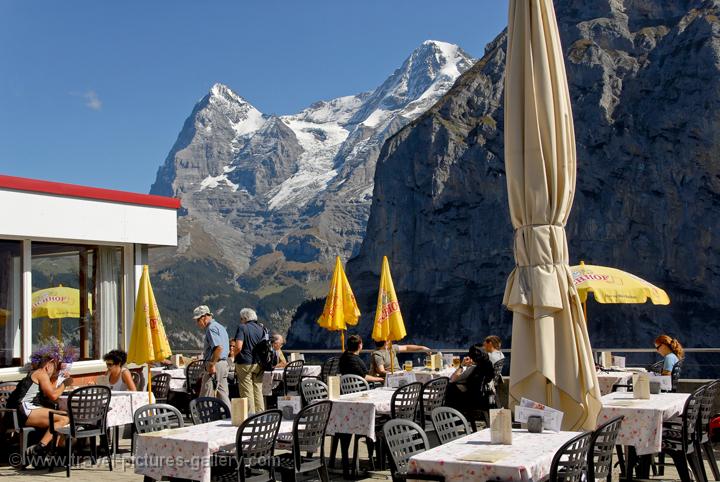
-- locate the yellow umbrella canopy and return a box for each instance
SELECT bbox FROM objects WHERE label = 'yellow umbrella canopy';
[32,286,92,319]
[503,0,601,429]
[571,262,670,305]
[317,256,361,350]
[372,256,406,373]
[127,265,172,366]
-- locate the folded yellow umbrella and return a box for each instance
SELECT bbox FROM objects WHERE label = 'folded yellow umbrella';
[317,256,360,350]
[372,256,406,371]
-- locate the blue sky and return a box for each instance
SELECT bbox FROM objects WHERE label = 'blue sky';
[0,1,508,194]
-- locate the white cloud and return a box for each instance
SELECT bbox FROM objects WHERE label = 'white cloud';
[70,90,102,111]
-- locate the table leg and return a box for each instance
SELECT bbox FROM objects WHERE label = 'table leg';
[339,433,352,479]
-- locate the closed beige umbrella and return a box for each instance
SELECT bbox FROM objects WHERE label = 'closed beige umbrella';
[503,0,601,430]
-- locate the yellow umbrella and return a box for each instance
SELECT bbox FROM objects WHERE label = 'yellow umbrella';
[32,286,92,341]
[372,256,406,371]
[571,262,670,306]
[503,0,601,429]
[317,256,361,350]
[127,265,172,394]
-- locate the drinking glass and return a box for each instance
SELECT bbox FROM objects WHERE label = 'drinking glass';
[452,356,461,368]
[424,357,432,369]
[404,361,413,372]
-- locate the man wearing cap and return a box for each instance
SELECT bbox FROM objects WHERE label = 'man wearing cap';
[193,305,231,407]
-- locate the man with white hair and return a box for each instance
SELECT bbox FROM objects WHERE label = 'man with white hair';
[230,308,265,413]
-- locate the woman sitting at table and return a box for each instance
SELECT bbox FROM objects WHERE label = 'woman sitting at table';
[5,344,72,457]
[446,343,496,412]
[654,334,684,375]
[103,349,137,391]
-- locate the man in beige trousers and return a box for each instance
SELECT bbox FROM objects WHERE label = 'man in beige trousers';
[230,308,265,413]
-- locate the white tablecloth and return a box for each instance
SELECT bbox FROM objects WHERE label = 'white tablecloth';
[59,390,153,428]
[596,371,634,395]
[386,367,456,386]
[598,392,689,455]
[325,387,394,440]
[150,367,187,391]
[409,428,581,481]
[135,419,293,482]
[261,365,322,395]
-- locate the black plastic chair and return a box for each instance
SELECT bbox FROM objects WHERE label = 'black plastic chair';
[0,381,37,468]
[133,403,184,456]
[185,360,205,398]
[299,378,328,405]
[697,379,720,481]
[430,407,472,445]
[340,374,369,394]
[418,377,449,430]
[282,360,305,395]
[189,396,230,424]
[131,370,144,390]
[375,382,424,470]
[589,416,623,482]
[320,356,340,384]
[49,385,113,477]
[657,385,705,482]
[671,360,683,392]
[382,419,444,481]
[276,399,333,482]
[544,431,593,482]
[150,373,171,403]
[233,409,283,482]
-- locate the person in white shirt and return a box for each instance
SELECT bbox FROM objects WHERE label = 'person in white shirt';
[484,335,505,365]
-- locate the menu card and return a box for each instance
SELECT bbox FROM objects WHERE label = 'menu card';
[514,398,563,432]
[231,397,248,426]
[489,408,513,444]
[327,376,340,400]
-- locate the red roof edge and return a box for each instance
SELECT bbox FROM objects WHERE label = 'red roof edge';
[0,174,181,210]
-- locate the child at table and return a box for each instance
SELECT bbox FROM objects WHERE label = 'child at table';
[654,334,684,375]
[103,349,137,391]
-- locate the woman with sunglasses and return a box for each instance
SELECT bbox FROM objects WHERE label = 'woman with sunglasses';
[103,349,137,391]
[654,334,684,375]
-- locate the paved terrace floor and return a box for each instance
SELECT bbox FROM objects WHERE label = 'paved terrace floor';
[0,434,716,482]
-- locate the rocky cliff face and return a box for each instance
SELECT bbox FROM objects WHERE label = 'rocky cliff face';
[287,0,720,372]
[149,41,475,346]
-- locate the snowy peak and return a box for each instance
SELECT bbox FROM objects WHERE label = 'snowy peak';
[202,83,266,138]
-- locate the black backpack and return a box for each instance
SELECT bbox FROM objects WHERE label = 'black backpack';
[251,324,274,371]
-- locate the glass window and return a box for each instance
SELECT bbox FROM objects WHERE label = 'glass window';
[31,243,123,360]
[0,240,22,368]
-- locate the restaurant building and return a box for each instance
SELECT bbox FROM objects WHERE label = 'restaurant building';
[0,175,180,381]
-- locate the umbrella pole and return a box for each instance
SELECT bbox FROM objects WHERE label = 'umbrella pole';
[389,340,394,372]
[582,300,587,321]
[147,365,151,396]
[341,330,345,351]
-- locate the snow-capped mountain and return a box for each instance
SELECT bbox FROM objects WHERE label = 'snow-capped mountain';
[149,40,475,344]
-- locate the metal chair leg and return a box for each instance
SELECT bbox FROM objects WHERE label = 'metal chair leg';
[704,441,720,480]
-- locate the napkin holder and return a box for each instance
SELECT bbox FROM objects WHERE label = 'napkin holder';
[328,376,340,400]
[172,354,184,367]
[600,351,613,368]
[490,408,513,444]
[612,355,626,368]
[634,372,651,399]
[431,353,443,370]
[231,397,248,426]
[290,353,304,362]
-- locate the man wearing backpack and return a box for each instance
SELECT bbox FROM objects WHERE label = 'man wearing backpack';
[231,308,266,413]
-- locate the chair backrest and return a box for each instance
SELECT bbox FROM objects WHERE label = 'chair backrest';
[681,385,705,446]
[151,373,171,401]
[340,374,369,394]
[0,381,18,409]
[588,416,623,482]
[283,360,305,392]
[699,380,720,438]
[391,382,423,420]
[431,406,472,444]
[292,400,333,470]
[383,419,430,477]
[134,403,184,434]
[189,396,231,424]
[185,360,205,397]
[671,360,683,392]
[300,378,328,404]
[67,385,112,436]
[236,409,283,466]
[549,431,593,482]
[321,356,340,383]
[420,377,449,425]
[131,371,144,390]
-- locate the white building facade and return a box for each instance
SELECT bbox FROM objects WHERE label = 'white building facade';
[0,175,179,380]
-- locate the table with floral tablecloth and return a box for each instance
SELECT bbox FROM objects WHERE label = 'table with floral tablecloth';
[59,390,153,427]
[385,367,456,386]
[598,391,689,455]
[150,367,188,391]
[596,370,634,395]
[135,418,293,482]
[325,387,394,440]
[261,365,322,395]
[409,428,581,482]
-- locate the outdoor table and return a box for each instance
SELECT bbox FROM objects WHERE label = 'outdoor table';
[408,428,581,481]
[596,370,634,395]
[58,389,153,428]
[261,364,322,395]
[150,366,187,391]
[385,367,455,386]
[135,418,294,482]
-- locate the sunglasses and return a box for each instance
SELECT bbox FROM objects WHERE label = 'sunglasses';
[105,362,115,367]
